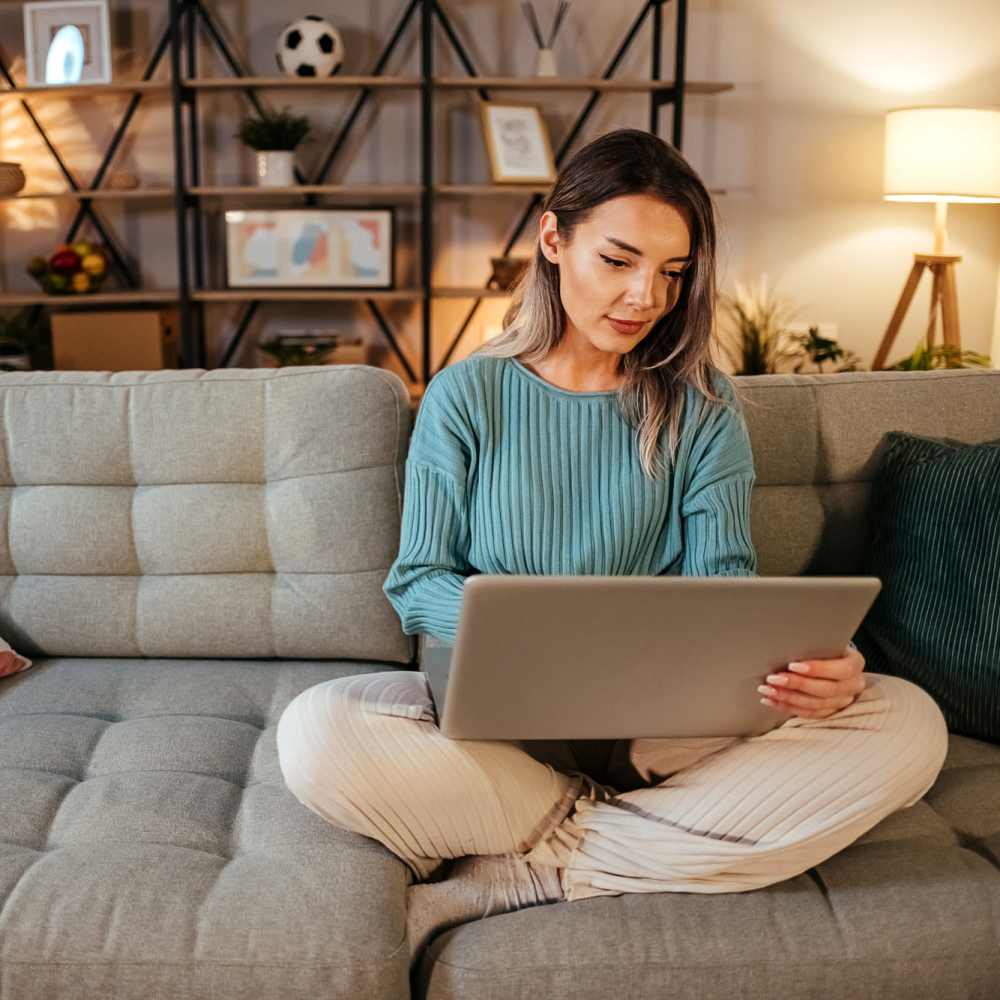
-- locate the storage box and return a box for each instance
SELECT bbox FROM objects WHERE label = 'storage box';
[52,309,179,371]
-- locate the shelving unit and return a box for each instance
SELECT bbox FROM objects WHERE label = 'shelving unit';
[0,0,733,391]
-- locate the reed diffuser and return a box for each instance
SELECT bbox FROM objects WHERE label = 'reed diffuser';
[522,1,571,77]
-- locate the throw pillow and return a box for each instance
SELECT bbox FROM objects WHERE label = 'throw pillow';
[0,637,32,679]
[853,431,1000,745]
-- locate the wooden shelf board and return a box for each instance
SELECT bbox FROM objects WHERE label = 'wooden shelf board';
[193,289,424,302]
[189,185,422,198]
[436,184,552,196]
[432,287,513,299]
[433,77,734,94]
[437,184,727,197]
[184,76,421,90]
[2,188,175,201]
[0,291,178,306]
[0,81,170,100]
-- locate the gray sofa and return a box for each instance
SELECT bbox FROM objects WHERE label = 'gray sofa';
[1,363,997,1000]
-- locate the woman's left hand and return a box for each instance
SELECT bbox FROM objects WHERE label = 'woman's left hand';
[757,645,867,720]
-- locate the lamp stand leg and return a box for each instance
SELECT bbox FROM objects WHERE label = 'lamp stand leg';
[873,258,925,370]
[872,253,962,370]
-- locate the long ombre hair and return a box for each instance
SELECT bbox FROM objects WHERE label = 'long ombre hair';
[472,127,737,481]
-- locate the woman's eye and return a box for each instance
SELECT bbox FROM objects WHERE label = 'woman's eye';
[601,254,684,280]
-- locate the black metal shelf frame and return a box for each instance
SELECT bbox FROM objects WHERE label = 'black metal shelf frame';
[0,1,693,382]
[0,22,174,333]
[171,0,692,383]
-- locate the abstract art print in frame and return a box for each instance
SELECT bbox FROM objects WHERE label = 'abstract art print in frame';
[224,208,395,289]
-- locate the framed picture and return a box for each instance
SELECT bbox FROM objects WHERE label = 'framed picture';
[478,101,556,184]
[224,208,395,289]
[23,0,112,86]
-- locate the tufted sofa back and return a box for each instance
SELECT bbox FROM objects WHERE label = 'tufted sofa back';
[735,368,1000,576]
[0,366,414,664]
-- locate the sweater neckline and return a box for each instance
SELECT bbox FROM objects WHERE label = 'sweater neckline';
[509,358,620,398]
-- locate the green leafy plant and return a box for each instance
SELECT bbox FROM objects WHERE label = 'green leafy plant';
[788,325,865,373]
[886,339,991,370]
[236,107,311,151]
[716,275,807,375]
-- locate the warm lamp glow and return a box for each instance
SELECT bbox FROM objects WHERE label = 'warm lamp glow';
[883,106,1000,203]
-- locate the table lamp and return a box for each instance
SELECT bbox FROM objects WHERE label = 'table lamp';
[872,106,1000,370]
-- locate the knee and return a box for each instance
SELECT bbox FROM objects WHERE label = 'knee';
[275,670,430,809]
[276,673,372,807]
[868,673,950,783]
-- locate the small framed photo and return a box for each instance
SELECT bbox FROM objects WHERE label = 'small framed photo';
[224,208,395,289]
[479,101,556,184]
[23,0,112,86]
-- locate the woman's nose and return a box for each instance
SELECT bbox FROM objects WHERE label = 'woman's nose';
[624,270,658,310]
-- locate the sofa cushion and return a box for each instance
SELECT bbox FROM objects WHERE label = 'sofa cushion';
[854,431,1000,745]
[0,367,414,665]
[414,733,1000,1000]
[0,657,411,1000]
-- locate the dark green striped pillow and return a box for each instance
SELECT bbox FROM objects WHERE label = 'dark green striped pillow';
[853,431,1000,745]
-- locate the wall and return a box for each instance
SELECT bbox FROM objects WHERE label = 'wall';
[1,0,998,376]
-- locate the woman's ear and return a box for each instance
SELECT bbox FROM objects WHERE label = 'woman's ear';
[538,210,561,265]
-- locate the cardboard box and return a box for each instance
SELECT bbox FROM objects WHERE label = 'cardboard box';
[52,309,179,371]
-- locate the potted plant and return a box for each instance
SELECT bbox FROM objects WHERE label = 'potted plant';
[236,107,311,188]
[886,339,991,370]
[715,274,805,374]
[788,325,865,373]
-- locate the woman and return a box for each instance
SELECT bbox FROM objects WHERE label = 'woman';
[276,129,948,940]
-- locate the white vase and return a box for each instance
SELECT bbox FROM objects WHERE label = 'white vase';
[535,48,557,77]
[255,150,295,187]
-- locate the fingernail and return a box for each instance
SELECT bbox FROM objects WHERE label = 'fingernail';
[788,662,809,673]
[766,674,787,685]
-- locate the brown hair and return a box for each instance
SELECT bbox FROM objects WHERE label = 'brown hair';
[472,127,737,480]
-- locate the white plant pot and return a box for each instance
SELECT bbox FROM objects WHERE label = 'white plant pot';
[255,150,295,187]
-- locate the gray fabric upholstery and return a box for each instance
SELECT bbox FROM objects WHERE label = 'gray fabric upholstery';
[0,367,414,665]
[415,368,1000,1000]
[3,364,999,1000]
[0,656,410,1000]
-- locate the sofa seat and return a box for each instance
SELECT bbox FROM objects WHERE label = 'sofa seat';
[415,733,1000,1000]
[0,656,412,1000]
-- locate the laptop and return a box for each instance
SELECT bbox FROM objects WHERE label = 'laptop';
[420,574,881,741]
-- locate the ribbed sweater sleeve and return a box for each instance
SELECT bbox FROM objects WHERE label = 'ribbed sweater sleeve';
[680,378,758,577]
[382,375,475,642]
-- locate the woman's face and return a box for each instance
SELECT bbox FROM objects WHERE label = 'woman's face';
[538,193,692,357]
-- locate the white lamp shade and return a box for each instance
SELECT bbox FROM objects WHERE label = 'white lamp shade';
[883,106,1000,203]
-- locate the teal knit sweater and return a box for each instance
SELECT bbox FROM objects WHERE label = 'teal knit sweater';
[383,354,758,643]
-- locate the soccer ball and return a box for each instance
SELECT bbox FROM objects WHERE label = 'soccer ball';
[276,16,344,78]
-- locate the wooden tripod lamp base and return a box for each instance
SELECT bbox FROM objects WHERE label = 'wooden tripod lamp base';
[872,252,962,371]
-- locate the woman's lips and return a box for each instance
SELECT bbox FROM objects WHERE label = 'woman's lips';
[607,317,645,335]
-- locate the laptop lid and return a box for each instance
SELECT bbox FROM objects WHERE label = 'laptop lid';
[423,575,881,741]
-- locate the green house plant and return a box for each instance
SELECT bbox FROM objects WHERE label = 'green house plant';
[236,108,311,187]
[715,275,809,375]
[886,339,992,370]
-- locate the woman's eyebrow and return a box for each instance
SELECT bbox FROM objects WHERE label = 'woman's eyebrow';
[604,236,691,263]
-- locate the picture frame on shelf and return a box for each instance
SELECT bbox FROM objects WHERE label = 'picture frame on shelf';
[23,0,112,86]
[224,208,395,289]
[478,101,556,184]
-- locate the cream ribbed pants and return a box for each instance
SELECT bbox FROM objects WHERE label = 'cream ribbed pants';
[275,669,948,901]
